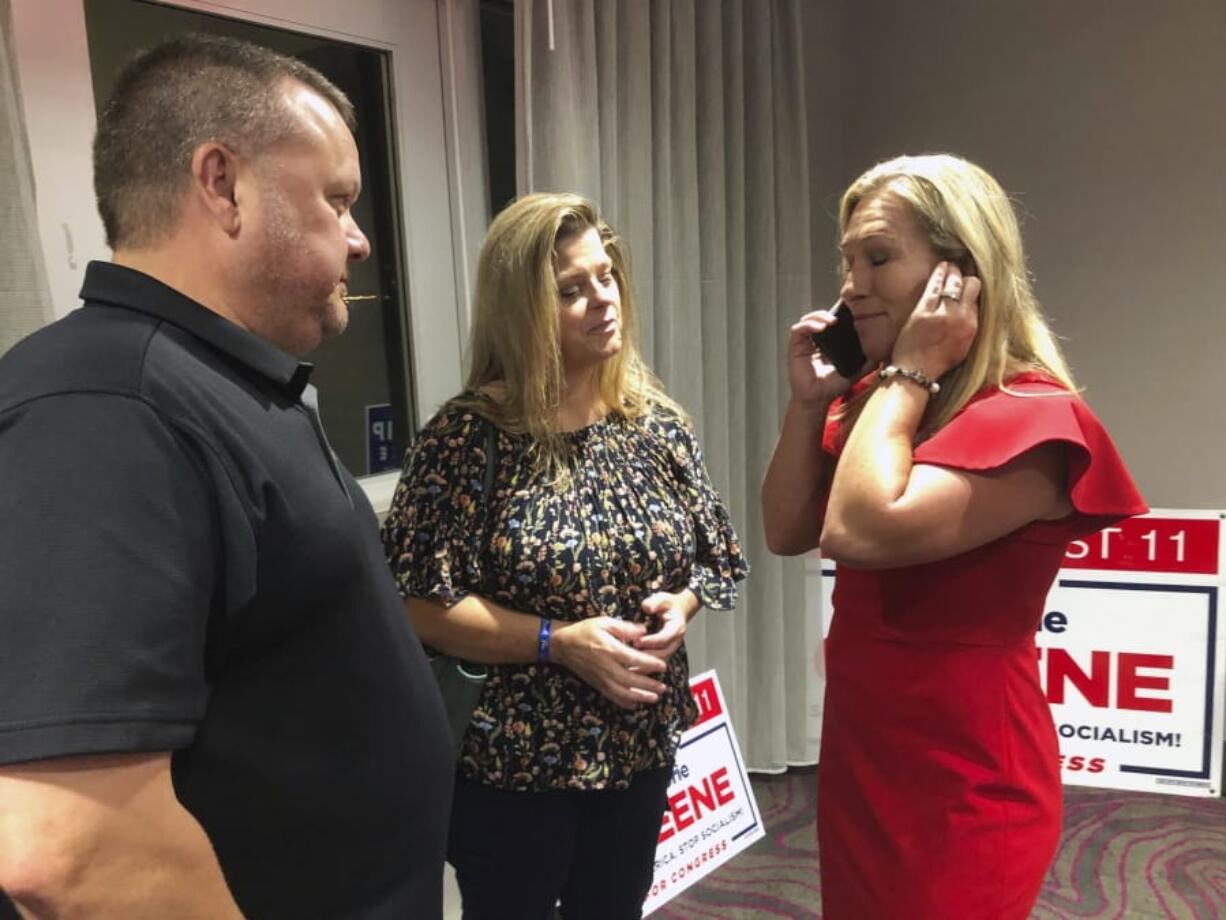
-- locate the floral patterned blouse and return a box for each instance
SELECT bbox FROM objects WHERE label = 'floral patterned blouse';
[381,397,747,792]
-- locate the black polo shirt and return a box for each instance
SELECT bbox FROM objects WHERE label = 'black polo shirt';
[0,262,453,919]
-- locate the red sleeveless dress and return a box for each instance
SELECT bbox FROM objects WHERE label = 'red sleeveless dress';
[818,373,1147,919]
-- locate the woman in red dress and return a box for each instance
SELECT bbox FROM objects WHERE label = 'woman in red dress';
[761,154,1146,919]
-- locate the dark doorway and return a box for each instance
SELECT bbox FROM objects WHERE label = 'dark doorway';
[480,0,516,216]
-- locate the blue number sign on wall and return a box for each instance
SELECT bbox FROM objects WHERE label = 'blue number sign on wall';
[366,403,397,475]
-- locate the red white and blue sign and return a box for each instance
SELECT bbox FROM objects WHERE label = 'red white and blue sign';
[1038,512,1224,796]
[643,671,765,915]
[821,511,1226,798]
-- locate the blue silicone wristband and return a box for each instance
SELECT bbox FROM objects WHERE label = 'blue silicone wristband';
[537,617,552,663]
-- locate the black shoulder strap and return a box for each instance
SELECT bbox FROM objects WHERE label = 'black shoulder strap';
[482,418,499,533]
[483,418,498,497]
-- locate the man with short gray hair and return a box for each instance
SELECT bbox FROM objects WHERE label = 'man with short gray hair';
[0,34,452,918]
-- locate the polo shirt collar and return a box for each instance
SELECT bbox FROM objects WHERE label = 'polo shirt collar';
[80,261,314,397]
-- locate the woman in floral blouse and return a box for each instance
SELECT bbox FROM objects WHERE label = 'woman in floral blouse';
[382,192,747,920]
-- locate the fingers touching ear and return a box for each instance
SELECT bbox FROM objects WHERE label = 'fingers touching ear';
[964,275,983,308]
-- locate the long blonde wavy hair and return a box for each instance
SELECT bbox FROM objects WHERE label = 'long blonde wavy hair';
[837,154,1076,439]
[453,192,680,480]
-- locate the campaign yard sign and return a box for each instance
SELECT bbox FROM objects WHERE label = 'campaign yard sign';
[642,671,764,916]
[820,511,1225,798]
[1037,512,1224,796]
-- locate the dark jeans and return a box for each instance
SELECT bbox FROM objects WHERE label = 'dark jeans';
[448,767,671,920]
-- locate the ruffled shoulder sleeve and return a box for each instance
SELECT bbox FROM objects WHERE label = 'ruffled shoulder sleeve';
[380,399,496,606]
[644,404,749,611]
[914,374,1148,537]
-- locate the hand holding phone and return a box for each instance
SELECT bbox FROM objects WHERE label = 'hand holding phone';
[811,301,867,379]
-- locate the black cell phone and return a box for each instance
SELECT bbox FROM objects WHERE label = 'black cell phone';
[811,301,867,379]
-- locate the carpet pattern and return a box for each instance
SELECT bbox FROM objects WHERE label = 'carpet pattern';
[648,769,1226,919]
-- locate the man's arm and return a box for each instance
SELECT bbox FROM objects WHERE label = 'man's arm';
[0,753,243,919]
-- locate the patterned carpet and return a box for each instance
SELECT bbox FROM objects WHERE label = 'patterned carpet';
[648,768,1226,919]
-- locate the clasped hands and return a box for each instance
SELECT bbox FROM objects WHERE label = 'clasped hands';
[551,590,698,710]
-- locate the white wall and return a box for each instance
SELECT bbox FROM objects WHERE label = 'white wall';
[808,0,1226,509]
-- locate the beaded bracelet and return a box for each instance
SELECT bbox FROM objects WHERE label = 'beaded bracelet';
[878,364,940,395]
[537,617,553,663]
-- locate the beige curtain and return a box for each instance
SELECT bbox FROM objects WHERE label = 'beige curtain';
[515,0,822,771]
[0,0,53,356]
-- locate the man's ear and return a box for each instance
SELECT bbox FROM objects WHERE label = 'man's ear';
[190,142,242,236]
